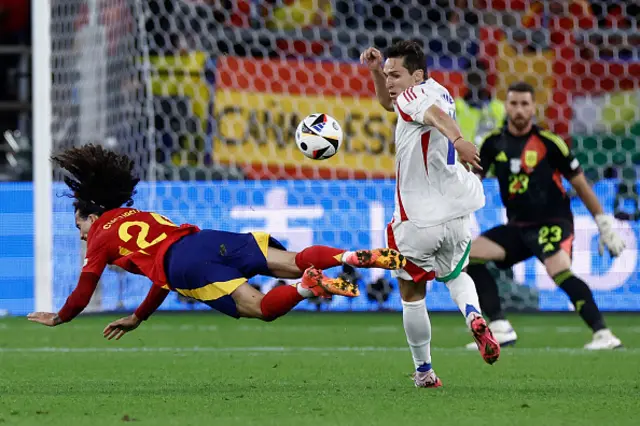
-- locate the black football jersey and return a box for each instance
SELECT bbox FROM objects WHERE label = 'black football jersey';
[478,125,582,224]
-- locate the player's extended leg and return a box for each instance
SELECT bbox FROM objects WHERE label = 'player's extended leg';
[232,267,359,321]
[265,246,406,279]
[436,218,500,365]
[398,277,441,388]
[443,270,499,358]
[543,250,623,349]
[466,235,518,347]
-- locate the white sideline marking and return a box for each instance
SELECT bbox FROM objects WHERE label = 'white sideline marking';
[3,324,640,333]
[0,346,637,354]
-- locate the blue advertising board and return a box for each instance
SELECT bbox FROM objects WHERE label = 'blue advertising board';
[0,179,638,315]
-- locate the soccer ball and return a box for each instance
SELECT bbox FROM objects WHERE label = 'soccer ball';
[295,113,343,160]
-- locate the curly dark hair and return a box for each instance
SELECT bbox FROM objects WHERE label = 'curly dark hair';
[51,144,140,218]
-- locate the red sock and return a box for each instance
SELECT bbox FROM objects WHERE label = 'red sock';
[260,285,304,321]
[294,245,345,271]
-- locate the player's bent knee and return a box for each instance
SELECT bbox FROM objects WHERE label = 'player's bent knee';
[398,278,427,302]
[236,300,265,320]
[544,250,572,277]
[260,314,279,322]
[266,249,302,279]
[231,283,265,319]
[470,237,507,262]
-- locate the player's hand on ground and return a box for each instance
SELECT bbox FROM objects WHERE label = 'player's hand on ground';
[454,138,482,171]
[103,314,142,340]
[27,312,62,327]
[360,47,384,71]
[595,215,626,257]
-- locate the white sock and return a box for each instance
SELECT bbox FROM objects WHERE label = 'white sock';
[295,283,314,298]
[401,298,432,369]
[446,272,482,327]
[341,251,355,264]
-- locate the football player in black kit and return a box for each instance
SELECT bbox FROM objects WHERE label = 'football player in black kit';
[466,82,625,350]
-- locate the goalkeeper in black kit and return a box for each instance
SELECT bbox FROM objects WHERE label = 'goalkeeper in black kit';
[466,82,625,350]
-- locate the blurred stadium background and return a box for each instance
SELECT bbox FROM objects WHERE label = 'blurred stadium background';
[0,0,638,316]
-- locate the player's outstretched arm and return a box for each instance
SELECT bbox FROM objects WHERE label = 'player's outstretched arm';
[103,285,170,340]
[422,105,482,171]
[570,173,626,257]
[360,47,394,112]
[27,272,100,327]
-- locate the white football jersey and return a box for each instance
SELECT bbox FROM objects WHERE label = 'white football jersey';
[392,78,485,227]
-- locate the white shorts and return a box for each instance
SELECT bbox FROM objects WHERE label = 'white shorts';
[386,215,472,283]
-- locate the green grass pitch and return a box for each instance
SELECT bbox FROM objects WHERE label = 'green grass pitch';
[1,312,639,425]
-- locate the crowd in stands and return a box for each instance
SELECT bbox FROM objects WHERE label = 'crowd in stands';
[0,0,30,181]
[146,1,638,63]
[0,1,638,181]
[142,1,638,181]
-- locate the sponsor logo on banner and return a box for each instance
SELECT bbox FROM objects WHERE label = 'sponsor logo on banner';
[1,180,639,313]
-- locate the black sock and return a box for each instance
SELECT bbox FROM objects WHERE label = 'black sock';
[554,270,606,332]
[467,262,505,322]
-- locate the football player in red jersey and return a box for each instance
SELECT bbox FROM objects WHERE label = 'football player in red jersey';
[28,145,406,339]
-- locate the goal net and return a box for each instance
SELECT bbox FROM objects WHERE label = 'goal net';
[50,0,153,311]
[41,0,640,314]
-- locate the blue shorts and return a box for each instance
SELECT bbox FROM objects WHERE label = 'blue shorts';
[164,230,286,318]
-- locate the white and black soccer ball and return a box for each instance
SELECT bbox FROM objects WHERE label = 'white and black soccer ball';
[295,113,343,160]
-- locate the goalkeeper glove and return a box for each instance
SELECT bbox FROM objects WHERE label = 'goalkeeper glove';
[595,214,625,257]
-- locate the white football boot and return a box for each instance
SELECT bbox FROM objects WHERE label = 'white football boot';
[465,319,517,349]
[413,368,443,388]
[584,329,623,350]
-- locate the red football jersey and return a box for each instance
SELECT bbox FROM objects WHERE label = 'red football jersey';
[82,208,200,286]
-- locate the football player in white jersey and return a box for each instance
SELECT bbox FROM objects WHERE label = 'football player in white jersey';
[361,40,500,387]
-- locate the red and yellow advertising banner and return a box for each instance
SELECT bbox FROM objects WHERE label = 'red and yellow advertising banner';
[151,54,465,179]
[212,88,398,178]
[215,56,465,179]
